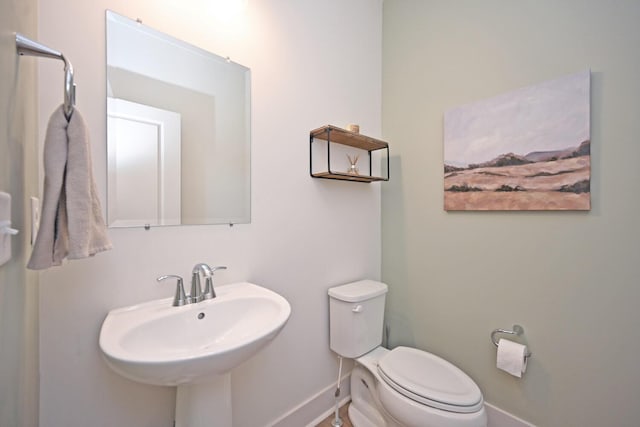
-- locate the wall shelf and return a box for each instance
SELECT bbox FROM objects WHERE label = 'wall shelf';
[309,125,390,183]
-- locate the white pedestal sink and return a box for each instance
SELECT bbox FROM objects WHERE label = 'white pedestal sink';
[99,282,291,427]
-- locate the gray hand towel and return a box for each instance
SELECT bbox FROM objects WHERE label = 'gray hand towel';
[27,106,112,270]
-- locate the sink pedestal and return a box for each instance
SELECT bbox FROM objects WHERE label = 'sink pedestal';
[175,373,231,427]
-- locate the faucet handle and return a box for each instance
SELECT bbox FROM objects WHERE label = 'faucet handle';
[202,266,227,300]
[157,275,191,306]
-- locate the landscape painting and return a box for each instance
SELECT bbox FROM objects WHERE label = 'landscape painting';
[444,70,590,211]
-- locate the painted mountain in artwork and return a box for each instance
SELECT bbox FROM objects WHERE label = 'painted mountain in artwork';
[523,140,590,163]
[448,140,591,170]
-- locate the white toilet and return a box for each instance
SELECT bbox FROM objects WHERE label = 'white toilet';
[328,280,487,427]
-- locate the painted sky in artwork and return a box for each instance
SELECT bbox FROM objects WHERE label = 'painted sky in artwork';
[444,70,590,167]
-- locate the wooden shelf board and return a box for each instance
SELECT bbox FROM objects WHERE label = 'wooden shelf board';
[310,125,388,151]
[312,171,387,182]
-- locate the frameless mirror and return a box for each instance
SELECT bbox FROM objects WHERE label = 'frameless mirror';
[106,10,250,227]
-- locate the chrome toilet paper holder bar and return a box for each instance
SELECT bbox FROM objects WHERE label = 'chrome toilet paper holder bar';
[491,325,532,359]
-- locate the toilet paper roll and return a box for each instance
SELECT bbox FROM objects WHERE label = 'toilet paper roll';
[496,338,528,378]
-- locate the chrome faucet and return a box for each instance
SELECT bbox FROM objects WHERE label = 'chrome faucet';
[192,263,227,301]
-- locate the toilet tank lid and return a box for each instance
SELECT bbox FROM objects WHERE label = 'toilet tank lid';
[328,280,388,302]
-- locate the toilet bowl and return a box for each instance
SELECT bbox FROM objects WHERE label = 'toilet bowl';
[328,280,487,427]
[349,346,486,427]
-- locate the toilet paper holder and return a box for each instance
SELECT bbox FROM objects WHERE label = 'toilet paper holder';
[491,325,532,359]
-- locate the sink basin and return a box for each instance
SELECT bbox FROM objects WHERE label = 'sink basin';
[99,282,291,386]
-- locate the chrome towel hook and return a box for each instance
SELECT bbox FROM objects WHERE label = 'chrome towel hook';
[16,33,76,120]
[491,325,532,359]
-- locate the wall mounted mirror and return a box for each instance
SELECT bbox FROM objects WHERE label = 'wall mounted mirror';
[106,10,250,227]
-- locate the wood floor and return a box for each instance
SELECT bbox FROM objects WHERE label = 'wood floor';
[316,403,353,427]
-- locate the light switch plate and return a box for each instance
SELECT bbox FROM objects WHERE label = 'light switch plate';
[0,192,14,266]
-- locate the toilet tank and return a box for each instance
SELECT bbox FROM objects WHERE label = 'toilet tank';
[328,280,388,358]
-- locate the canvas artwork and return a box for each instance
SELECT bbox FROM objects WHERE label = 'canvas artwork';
[444,70,591,211]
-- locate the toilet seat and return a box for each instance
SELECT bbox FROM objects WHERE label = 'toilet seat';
[377,346,483,414]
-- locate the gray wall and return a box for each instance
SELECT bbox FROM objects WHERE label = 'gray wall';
[0,0,40,426]
[382,1,640,426]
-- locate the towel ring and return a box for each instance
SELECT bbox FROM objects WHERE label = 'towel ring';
[491,325,532,359]
[16,33,76,120]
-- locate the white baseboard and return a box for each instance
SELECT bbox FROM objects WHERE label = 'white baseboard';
[268,378,533,427]
[268,374,351,427]
[485,402,536,427]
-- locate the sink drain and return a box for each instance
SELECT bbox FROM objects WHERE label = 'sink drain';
[197,312,205,320]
